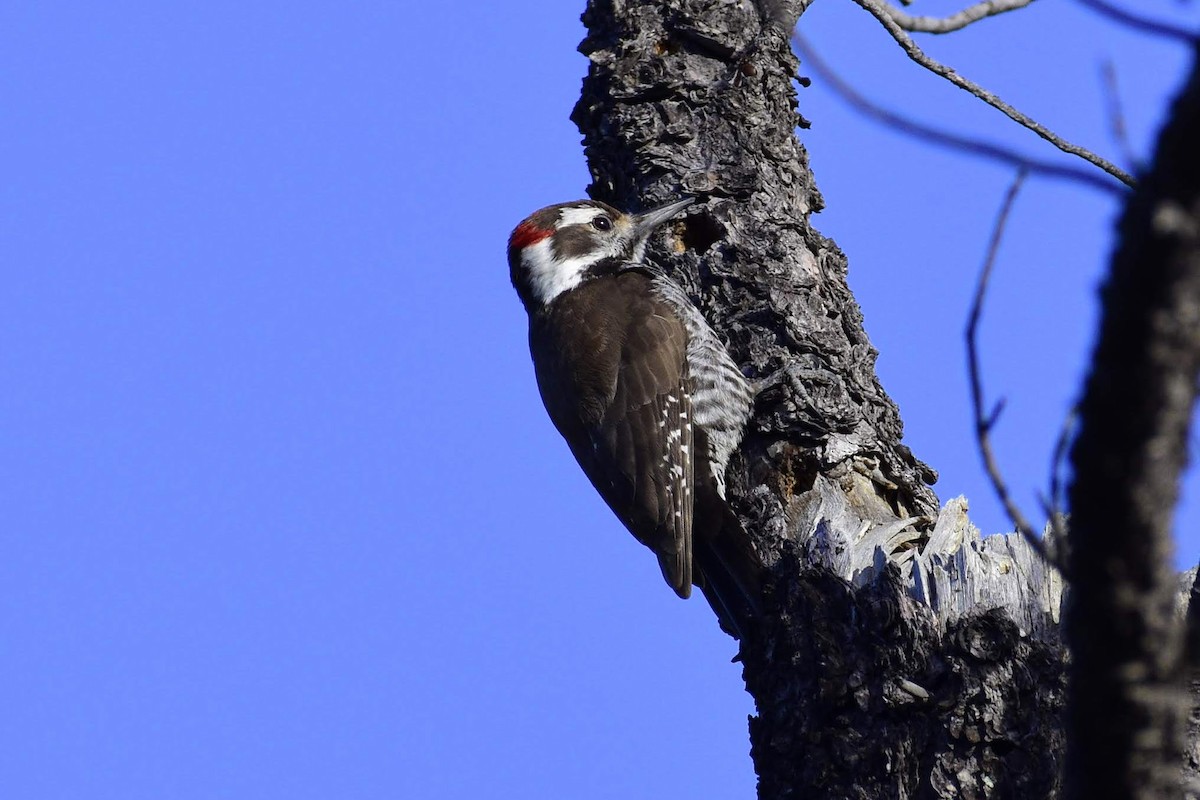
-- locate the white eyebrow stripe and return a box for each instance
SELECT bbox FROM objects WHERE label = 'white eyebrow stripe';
[558,206,605,227]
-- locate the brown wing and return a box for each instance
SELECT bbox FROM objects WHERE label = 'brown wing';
[530,275,695,597]
[591,308,694,597]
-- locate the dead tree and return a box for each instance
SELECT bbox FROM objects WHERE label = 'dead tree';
[570,1,1200,797]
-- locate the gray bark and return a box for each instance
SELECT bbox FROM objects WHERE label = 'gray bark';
[571,2,1200,797]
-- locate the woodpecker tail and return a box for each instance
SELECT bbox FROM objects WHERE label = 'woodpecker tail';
[694,498,762,641]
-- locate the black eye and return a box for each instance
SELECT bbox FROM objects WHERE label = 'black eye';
[591,216,612,231]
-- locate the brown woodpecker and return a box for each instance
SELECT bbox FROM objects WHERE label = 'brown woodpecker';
[508,198,761,638]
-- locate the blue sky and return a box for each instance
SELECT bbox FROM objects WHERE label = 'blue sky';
[2,2,1198,798]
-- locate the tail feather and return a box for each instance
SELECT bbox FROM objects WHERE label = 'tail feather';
[694,500,762,640]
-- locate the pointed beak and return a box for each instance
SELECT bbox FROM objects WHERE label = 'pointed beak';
[631,197,695,239]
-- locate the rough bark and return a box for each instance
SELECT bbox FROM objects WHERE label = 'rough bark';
[573,0,938,530]
[571,2,1200,798]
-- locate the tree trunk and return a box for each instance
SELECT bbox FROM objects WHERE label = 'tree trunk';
[1064,45,1200,800]
[572,2,1200,798]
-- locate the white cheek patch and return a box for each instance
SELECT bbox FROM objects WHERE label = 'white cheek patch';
[521,238,602,305]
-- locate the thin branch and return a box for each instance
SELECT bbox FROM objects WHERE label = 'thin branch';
[1100,60,1140,171]
[1049,407,1078,521]
[791,32,1126,195]
[1076,0,1198,44]
[886,0,1037,34]
[966,170,1064,572]
[849,0,1136,187]
[1043,406,1078,554]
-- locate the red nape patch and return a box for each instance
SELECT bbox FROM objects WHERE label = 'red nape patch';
[508,219,553,252]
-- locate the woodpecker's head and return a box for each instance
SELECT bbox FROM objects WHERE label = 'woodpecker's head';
[508,197,694,311]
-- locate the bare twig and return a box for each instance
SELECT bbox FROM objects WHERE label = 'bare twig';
[849,0,1136,187]
[886,0,1037,34]
[1049,407,1078,520]
[966,170,1064,571]
[1076,0,1198,44]
[1035,417,1074,549]
[1100,60,1140,171]
[792,32,1126,195]
[1042,406,1079,554]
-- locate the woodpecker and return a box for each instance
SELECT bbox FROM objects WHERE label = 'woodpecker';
[508,197,761,638]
